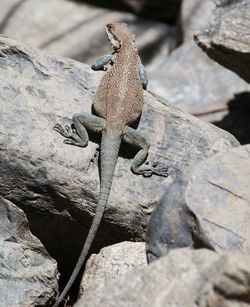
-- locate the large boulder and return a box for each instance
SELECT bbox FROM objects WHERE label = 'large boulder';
[0,35,238,286]
[195,0,250,83]
[147,145,250,262]
[0,196,58,306]
[75,248,250,307]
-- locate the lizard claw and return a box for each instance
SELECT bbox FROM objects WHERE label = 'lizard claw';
[54,123,74,138]
[54,122,87,147]
[133,161,169,178]
[64,139,81,146]
[144,161,168,177]
[146,161,168,177]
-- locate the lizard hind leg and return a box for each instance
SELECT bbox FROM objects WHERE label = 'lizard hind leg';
[123,126,168,177]
[54,113,105,147]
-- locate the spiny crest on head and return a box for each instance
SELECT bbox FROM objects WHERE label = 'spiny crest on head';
[106,23,135,50]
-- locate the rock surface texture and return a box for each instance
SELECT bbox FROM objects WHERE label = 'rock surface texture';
[195,0,250,83]
[80,242,146,295]
[0,35,239,282]
[75,248,250,307]
[147,145,250,261]
[0,196,58,306]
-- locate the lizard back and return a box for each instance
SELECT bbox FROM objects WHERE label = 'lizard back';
[93,25,144,131]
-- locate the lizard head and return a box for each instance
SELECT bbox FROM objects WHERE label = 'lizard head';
[106,23,135,51]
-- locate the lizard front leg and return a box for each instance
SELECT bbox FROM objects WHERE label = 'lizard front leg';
[139,64,148,90]
[91,55,113,70]
[54,113,105,147]
[122,126,168,177]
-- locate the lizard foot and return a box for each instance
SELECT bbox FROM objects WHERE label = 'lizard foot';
[54,123,73,138]
[53,123,87,147]
[135,161,169,178]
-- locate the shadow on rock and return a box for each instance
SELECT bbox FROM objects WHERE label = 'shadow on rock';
[213,91,250,145]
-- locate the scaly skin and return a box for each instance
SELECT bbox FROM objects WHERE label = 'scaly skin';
[53,23,168,307]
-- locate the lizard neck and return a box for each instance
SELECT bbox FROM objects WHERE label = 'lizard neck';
[115,40,138,59]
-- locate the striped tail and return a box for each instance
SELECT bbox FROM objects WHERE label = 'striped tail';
[53,129,121,307]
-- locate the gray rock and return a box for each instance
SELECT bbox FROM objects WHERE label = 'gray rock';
[147,40,249,123]
[0,0,175,66]
[198,252,250,307]
[80,242,146,296]
[0,0,24,32]
[147,145,250,262]
[180,0,215,42]
[195,0,250,83]
[186,145,250,252]
[75,248,250,307]
[147,186,215,263]
[0,35,238,283]
[0,196,58,306]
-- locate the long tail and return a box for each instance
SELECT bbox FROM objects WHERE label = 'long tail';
[53,129,121,307]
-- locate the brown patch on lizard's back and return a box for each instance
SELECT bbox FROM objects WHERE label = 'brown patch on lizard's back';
[93,45,143,130]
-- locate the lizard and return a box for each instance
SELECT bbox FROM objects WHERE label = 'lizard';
[52,23,168,307]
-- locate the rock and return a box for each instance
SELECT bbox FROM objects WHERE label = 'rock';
[147,145,250,262]
[0,0,23,32]
[180,0,215,42]
[146,184,215,263]
[78,0,181,23]
[0,35,238,286]
[0,0,175,65]
[195,0,250,83]
[198,252,250,307]
[0,196,58,306]
[80,242,146,295]
[147,40,250,123]
[185,145,250,252]
[75,248,250,307]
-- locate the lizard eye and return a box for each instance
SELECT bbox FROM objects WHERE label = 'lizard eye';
[106,24,113,31]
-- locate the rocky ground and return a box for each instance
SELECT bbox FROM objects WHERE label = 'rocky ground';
[0,0,249,306]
